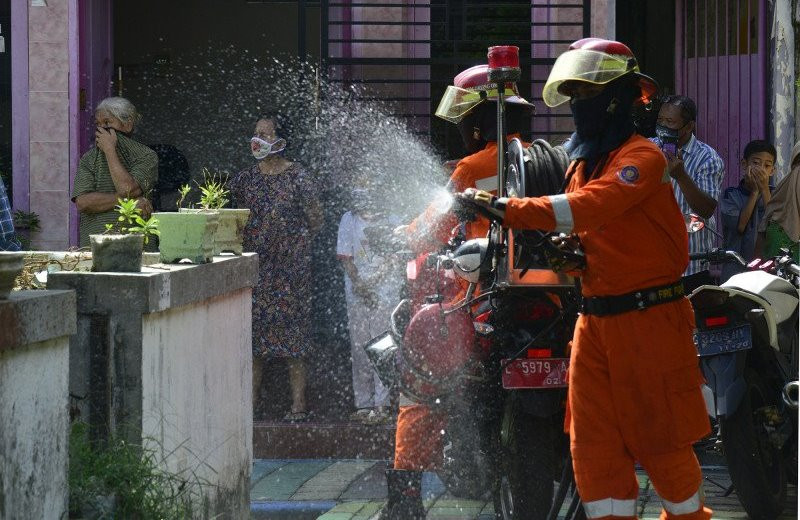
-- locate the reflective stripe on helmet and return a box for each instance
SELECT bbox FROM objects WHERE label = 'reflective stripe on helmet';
[661,490,702,515]
[583,498,636,518]
[548,194,574,233]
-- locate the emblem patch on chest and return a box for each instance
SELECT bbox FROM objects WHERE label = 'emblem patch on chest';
[617,166,639,184]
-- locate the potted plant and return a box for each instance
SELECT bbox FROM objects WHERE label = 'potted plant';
[90,198,160,273]
[0,251,25,298]
[155,180,219,264]
[180,169,250,256]
[12,210,41,250]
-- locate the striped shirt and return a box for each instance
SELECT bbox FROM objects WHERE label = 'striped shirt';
[651,134,725,275]
[72,134,158,246]
[0,177,21,251]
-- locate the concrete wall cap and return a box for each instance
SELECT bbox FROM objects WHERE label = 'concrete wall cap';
[0,290,77,351]
[47,254,258,314]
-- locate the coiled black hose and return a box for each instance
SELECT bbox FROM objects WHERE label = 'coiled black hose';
[512,139,570,270]
[521,139,570,198]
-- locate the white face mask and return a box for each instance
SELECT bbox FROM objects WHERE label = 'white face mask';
[250,136,286,160]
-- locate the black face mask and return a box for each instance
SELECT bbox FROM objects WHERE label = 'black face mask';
[569,87,618,139]
[654,123,683,144]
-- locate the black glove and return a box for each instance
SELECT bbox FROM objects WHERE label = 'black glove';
[453,188,508,224]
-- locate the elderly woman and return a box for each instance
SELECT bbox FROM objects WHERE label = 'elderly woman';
[228,113,321,422]
[72,97,158,247]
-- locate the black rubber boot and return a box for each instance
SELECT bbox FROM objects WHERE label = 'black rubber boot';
[372,469,425,520]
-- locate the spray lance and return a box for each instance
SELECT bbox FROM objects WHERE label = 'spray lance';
[486,45,522,282]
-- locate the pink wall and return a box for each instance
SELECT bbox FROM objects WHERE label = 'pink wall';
[26,0,73,250]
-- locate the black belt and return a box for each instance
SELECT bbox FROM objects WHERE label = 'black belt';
[581,280,685,317]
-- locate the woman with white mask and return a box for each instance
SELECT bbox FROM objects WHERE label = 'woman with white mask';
[228,113,322,422]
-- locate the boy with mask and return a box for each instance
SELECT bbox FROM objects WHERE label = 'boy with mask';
[720,140,776,281]
[458,38,713,519]
[652,95,725,291]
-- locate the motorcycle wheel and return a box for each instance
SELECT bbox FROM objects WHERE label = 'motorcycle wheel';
[493,395,556,520]
[720,369,787,519]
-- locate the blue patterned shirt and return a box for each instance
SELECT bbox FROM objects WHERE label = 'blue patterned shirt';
[651,134,725,275]
[0,178,21,251]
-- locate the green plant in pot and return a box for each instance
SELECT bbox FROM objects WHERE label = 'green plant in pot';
[12,210,41,250]
[90,199,160,273]
[155,178,219,264]
[180,169,250,256]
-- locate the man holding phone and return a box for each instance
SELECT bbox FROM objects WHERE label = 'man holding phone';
[652,95,724,291]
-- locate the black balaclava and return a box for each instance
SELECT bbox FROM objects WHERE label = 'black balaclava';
[564,75,639,177]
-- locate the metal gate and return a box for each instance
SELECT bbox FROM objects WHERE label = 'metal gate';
[676,0,767,190]
[321,0,590,158]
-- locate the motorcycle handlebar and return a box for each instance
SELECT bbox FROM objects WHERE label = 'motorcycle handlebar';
[689,249,746,267]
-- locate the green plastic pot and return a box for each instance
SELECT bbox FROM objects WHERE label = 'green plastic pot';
[89,234,144,273]
[154,211,219,264]
[180,208,250,255]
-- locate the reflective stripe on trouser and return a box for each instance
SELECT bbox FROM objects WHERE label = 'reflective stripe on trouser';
[393,404,447,471]
[583,498,636,518]
[568,299,712,519]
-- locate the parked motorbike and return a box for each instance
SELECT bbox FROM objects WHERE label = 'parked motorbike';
[688,248,799,519]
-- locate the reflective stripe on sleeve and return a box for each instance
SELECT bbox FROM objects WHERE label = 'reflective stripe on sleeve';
[661,490,702,515]
[547,194,574,233]
[583,498,637,518]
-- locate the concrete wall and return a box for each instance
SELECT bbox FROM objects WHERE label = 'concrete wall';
[769,0,797,179]
[141,289,253,517]
[0,290,76,520]
[48,254,258,519]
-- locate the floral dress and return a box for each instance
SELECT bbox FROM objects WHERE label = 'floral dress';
[229,163,316,358]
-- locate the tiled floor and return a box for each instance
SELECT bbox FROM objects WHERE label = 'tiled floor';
[250,459,798,519]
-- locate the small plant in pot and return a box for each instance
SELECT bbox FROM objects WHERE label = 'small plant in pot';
[90,198,160,273]
[155,178,219,264]
[181,169,250,256]
[12,210,41,250]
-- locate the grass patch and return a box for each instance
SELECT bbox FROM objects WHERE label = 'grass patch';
[68,421,202,519]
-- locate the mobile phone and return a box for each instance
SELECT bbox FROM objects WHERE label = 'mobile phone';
[661,141,677,157]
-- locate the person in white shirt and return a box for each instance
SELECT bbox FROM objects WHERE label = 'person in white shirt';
[337,191,403,424]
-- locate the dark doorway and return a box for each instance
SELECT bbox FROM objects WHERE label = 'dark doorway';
[616,0,677,94]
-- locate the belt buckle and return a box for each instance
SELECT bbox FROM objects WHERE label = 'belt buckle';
[635,291,647,311]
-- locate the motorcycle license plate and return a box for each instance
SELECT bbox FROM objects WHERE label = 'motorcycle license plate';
[694,323,752,357]
[501,358,569,389]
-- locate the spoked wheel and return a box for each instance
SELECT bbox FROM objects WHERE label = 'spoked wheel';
[721,369,787,519]
[493,394,558,520]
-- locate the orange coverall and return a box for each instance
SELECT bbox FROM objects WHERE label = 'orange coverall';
[504,134,712,520]
[396,139,517,471]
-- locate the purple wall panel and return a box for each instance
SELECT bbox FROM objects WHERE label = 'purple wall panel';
[69,0,79,246]
[678,0,767,192]
[11,1,29,212]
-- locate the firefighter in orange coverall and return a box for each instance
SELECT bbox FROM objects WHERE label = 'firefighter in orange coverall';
[372,64,534,520]
[457,39,713,520]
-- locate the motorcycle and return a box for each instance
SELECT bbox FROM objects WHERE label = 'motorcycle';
[688,247,799,518]
[364,137,586,520]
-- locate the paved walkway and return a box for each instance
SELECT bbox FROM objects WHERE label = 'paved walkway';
[250,459,798,519]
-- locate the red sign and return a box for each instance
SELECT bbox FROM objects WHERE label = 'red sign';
[501,357,569,389]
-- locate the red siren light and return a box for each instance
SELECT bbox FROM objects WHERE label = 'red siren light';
[488,45,520,70]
